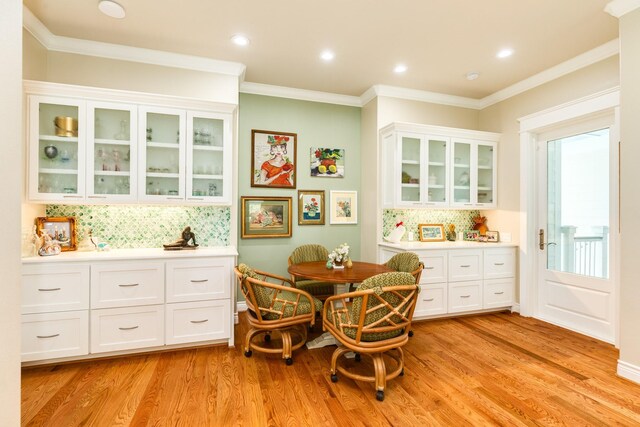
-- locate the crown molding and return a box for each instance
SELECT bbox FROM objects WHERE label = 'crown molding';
[479,39,620,109]
[240,82,362,107]
[371,85,482,110]
[23,6,245,78]
[605,0,640,17]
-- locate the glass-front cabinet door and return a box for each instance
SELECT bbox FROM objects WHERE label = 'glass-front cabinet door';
[425,137,449,206]
[398,134,423,206]
[28,96,85,201]
[86,102,137,202]
[186,111,231,203]
[451,140,472,206]
[476,142,496,206]
[138,106,186,202]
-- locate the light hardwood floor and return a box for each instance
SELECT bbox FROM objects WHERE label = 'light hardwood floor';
[21,312,640,426]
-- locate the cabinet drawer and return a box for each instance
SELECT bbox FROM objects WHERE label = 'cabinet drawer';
[448,250,482,281]
[418,251,447,284]
[448,281,482,313]
[414,284,447,317]
[91,262,164,309]
[165,300,231,345]
[91,305,164,353]
[22,264,89,314]
[484,279,514,309]
[484,249,516,279]
[166,258,232,303]
[21,310,89,362]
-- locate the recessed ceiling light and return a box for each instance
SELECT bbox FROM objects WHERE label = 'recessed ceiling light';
[98,0,126,19]
[466,71,480,81]
[320,50,335,61]
[497,48,514,59]
[394,64,408,74]
[231,34,250,47]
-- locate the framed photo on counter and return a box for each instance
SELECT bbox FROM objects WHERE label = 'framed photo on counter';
[418,224,445,242]
[36,216,77,251]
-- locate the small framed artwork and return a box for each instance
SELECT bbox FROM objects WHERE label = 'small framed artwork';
[486,230,500,242]
[418,224,446,242]
[463,230,480,241]
[330,190,357,224]
[251,130,297,188]
[311,148,345,178]
[298,190,325,225]
[36,216,77,251]
[241,196,292,238]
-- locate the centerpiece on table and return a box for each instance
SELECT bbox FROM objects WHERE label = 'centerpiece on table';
[328,243,350,269]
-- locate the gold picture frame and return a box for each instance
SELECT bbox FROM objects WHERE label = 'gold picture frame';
[298,190,325,225]
[36,216,77,251]
[418,223,445,242]
[241,196,292,238]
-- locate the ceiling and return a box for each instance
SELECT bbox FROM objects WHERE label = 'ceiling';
[24,0,619,99]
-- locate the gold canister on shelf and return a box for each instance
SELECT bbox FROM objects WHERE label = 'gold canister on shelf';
[54,116,78,137]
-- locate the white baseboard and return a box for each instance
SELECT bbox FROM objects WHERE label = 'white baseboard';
[511,303,521,313]
[617,360,640,385]
[235,301,247,324]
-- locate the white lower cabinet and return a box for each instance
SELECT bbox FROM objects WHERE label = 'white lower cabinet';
[379,244,516,320]
[21,248,236,364]
[91,305,164,353]
[21,310,89,362]
[166,300,231,345]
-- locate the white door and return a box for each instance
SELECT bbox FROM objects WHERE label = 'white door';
[536,118,617,343]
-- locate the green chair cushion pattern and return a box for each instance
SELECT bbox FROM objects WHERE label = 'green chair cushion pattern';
[385,252,420,273]
[295,279,335,297]
[348,271,417,342]
[289,244,329,265]
[237,263,322,320]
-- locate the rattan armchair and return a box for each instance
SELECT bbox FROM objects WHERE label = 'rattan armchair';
[322,272,419,401]
[235,264,322,365]
[384,252,423,337]
[288,244,335,300]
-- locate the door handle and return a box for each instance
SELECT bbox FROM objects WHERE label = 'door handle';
[539,229,557,250]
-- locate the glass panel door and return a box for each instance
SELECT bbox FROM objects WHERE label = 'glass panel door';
[546,129,610,278]
[477,143,495,205]
[88,103,136,200]
[399,135,422,204]
[452,141,471,204]
[187,113,225,201]
[35,101,83,198]
[426,138,447,204]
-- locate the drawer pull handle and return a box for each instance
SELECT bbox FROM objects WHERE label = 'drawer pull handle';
[460,265,471,268]
[37,334,60,339]
[494,291,504,295]
[119,283,140,287]
[425,267,435,270]
[119,326,139,331]
[425,298,435,302]
[190,279,209,283]
[88,195,107,199]
[190,319,209,324]
[38,288,61,292]
[460,295,471,298]
[494,262,505,266]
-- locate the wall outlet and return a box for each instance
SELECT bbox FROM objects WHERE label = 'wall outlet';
[501,232,512,242]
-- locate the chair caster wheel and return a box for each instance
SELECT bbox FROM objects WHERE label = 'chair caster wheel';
[309,325,314,332]
[264,334,271,342]
[408,330,414,337]
[354,353,361,362]
[376,390,384,401]
[399,369,404,376]
[244,350,252,358]
[330,374,338,383]
[285,358,293,366]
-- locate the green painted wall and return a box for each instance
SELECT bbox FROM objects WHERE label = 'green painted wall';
[238,93,361,278]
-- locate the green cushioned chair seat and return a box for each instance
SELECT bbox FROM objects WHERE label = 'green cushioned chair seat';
[264,290,323,320]
[295,280,334,297]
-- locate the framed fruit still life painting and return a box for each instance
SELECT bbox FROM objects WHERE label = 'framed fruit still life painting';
[311,147,344,178]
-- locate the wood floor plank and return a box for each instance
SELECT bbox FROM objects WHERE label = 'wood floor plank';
[21,311,640,426]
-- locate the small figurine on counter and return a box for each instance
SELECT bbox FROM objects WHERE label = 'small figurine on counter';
[447,224,457,241]
[163,226,199,250]
[472,215,488,235]
[38,230,61,256]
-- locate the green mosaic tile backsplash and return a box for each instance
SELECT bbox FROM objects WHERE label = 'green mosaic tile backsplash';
[382,209,480,241]
[46,205,230,248]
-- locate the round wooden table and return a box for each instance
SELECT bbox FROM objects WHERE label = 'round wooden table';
[287,261,392,284]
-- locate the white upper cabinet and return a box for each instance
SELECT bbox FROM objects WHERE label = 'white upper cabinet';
[381,123,499,209]
[25,81,236,206]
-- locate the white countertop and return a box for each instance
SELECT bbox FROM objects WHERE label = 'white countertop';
[379,241,517,250]
[22,246,238,263]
